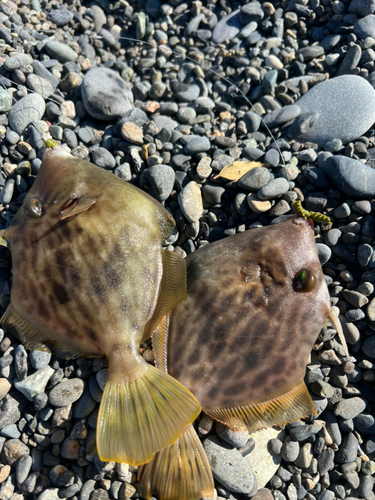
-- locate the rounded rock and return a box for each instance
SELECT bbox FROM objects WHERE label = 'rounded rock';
[48,379,84,407]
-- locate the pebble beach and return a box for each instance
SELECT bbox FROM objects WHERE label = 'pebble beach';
[0,0,374,500]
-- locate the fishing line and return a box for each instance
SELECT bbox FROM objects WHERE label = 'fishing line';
[2,23,290,179]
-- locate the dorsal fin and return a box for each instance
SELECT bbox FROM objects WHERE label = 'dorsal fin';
[144,251,186,342]
[203,381,316,432]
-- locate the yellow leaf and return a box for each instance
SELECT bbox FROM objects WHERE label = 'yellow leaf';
[213,161,269,181]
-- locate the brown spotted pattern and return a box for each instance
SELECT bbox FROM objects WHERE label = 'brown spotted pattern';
[167,216,332,409]
[3,147,172,365]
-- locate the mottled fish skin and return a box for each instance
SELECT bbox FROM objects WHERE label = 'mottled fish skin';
[4,146,169,360]
[1,146,201,465]
[167,216,332,409]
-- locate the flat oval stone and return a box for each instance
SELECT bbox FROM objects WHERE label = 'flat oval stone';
[49,378,84,407]
[178,181,203,223]
[320,155,375,197]
[8,94,46,134]
[203,435,257,494]
[82,68,134,121]
[45,40,77,62]
[288,75,375,146]
[140,164,175,202]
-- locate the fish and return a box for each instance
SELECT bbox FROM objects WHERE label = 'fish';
[0,146,201,466]
[138,215,348,499]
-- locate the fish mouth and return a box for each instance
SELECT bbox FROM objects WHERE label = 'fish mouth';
[292,214,314,231]
[43,146,71,159]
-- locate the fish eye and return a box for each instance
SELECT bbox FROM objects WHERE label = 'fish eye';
[293,269,316,292]
[26,198,43,217]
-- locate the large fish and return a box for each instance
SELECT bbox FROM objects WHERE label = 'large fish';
[0,146,201,465]
[138,215,348,500]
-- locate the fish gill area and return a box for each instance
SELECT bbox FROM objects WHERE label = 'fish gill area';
[0,0,374,500]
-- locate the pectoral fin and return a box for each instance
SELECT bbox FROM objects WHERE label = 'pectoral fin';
[204,381,316,432]
[144,250,186,341]
[60,194,96,220]
[137,424,215,500]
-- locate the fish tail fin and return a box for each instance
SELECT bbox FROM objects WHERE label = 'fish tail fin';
[137,424,215,500]
[97,363,201,465]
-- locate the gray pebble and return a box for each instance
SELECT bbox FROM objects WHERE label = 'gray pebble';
[238,167,271,191]
[29,350,51,370]
[321,155,375,197]
[215,422,249,449]
[49,379,84,407]
[316,243,331,265]
[26,75,54,99]
[16,454,32,485]
[184,136,210,155]
[336,432,359,463]
[203,435,257,494]
[47,8,74,26]
[82,68,133,121]
[333,203,351,219]
[14,366,54,401]
[358,244,373,267]
[334,397,367,420]
[14,345,27,380]
[45,40,77,62]
[8,94,45,134]
[202,183,226,205]
[257,177,289,199]
[91,148,116,169]
[140,164,175,202]
[362,335,375,358]
[281,436,300,462]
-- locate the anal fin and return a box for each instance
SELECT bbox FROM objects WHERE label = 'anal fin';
[1,303,102,360]
[96,363,201,465]
[144,250,186,341]
[137,423,214,500]
[152,312,170,373]
[204,381,316,432]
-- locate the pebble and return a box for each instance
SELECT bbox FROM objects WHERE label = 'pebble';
[362,335,375,358]
[321,155,375,197]
[203,436,257,494]
[8,94,46,134]
[45,41,77,62]
[246,428,281,489]
[215,422,249,449]
[238,167,271,191]
[336,432,359,463]
[29,350,51,370]
[1,439,29,465]
[14,366,54,401]
[178,181,203,223]
[91,148,116,169]
[257,177,290,200]
[184,136,211,155]
[288,75,375,146]
[281,436,300,462]
[212,9,241,44]
[140,165,175,202]
[334,397,367,419]
[48,379,84,407]
[81,68,133,120]
[0,396,21,428]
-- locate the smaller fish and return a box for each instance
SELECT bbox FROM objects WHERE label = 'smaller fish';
[138,215,348,500]
[0,146,201,465]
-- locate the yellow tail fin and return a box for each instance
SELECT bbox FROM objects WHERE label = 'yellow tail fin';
[96,364,201,465]
[137,424,215,500]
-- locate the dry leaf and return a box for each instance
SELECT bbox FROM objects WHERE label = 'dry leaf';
[213,161,269,181]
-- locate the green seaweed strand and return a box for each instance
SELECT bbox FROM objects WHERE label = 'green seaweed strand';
[43,139,59,149]
[291,200,331,224]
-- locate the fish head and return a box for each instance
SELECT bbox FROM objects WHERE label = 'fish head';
[4,147,97,244]
[167,215,338,409]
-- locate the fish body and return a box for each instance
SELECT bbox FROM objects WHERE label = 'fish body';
[139,215,347,499]
[1,146,200,465]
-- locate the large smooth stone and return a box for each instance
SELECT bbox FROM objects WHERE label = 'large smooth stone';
[287,75,375,146]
